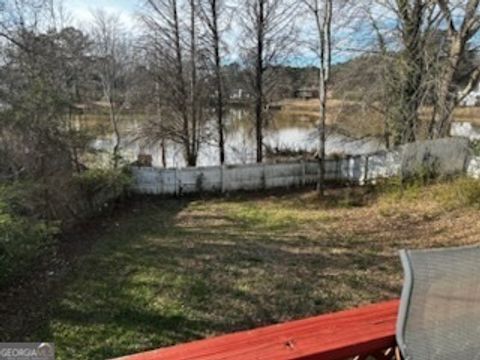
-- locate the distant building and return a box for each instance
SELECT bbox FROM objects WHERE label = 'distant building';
[294,87,319,100]
[229,88,251,102]
[230,88,244,99]
[459,83,480,107]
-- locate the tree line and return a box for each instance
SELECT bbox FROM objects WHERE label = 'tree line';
[1,0,480,184]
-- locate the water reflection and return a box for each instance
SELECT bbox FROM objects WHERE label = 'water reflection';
[73,109,386,168]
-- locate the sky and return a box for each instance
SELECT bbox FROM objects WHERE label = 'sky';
[64,0,378,66]
[66,0,137,28]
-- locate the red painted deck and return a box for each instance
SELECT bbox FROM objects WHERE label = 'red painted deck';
[114,300,399,360]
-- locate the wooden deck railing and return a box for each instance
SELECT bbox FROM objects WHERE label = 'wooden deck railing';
[114,300,399,360]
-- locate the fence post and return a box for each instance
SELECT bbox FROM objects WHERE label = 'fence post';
[336,158,341,182]
[301,160,306,187]
[174,168,179,196]
[364,155,369,185]
[263,163,267,190]
[158,169,163,195]
[221,165,226,193]
[349,156,354,182]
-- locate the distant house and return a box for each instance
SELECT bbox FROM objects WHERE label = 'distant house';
[230,88,244,100]
[459,83,480,107]
[229,88,251,102]
[294,87,319,100]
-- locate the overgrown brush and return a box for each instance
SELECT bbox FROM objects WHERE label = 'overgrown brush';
[0,168,132,288]
[376,174,480,210]
[74,167,132,216]
[374,176,425,202]
[471,140,480,156]
[433,177,480,209]
[0,185,58,288]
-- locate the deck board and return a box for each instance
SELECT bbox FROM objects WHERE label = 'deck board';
[114,300,399,360]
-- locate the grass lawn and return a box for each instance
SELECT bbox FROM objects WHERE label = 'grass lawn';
[2,180,480,359]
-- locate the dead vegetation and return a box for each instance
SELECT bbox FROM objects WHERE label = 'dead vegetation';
[276,98,480,138]
[274,99,385,138]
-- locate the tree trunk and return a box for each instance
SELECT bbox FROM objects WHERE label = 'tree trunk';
[211,0,225,165]
[189,0,198,167]
[318,70,327,195]
[172,0,193,166]
[430,38,463,138]
[156,83,167,168]
[431,82,457,138]
[398,48,421,144]
[315,0,332,196]
[161,138,167,168]
[108,94,121,168]
[255,0,264,163]
[392,0,425,145]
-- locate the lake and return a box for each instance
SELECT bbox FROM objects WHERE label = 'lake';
[74,109,386,168]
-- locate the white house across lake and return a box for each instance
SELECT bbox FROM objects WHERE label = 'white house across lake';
[459,83,480,107]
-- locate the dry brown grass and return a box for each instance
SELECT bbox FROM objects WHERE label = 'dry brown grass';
[277,98,480,137]
[275,98,385,137]
[418,106,480,124]
[13,179,480,359]
[453,107,480,125]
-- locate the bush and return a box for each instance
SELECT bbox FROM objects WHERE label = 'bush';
[74,168,132,215]
[434,177,480,209]
[375,176,424,201]
[0,168,131,288]
[377,159,444,201]
[76,168,131,197]
[471,140,480,156]
[0,186,58,288]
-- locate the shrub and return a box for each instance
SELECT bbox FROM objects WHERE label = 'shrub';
[471,140,480,156]
[434,177,480,209]
[400,154,442,186]
[0,186,58,288]
[74,167,132,215]
[375,176,424,201]
[0,168,131,287]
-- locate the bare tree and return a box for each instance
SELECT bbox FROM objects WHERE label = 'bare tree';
[359,3,409,148]
[367,9,393,148]
[240,0,296,163]
[301,0,333,195]
[429,0,480,138]
[199,0,228,164]
[391,0,431,143]
[188,0,199,166]
[91,9,131,168]
[374,0,480,141]
[141,0,206,167]
[0,0,47,51]
[361,0,443,145]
